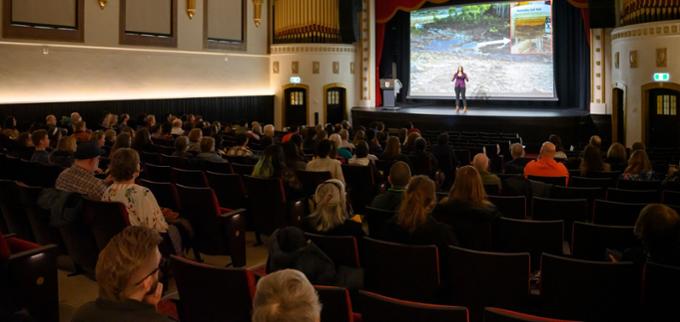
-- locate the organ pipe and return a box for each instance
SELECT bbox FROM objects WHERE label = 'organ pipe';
[274,0,341,43]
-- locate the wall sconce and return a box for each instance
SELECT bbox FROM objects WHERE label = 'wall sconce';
[98,0,107,9]
[186,0,196,19]
[253,0,263,27]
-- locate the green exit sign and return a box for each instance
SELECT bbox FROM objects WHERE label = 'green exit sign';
[653,73,670,82]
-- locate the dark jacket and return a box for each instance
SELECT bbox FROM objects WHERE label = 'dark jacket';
[71,299,174,322]
[376,215,458,250]
[267,227,337,285]
[431,144,458,175]
[30,150,50,164]
[37,188,83,227]
[369,188,405,212]
[433,199,501,251]
[504,158,530,174]
[303,218,365,238]
[49,150,74,168]
[409,151,439,177]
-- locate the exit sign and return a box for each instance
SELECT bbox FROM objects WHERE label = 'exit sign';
[653,73,670,82]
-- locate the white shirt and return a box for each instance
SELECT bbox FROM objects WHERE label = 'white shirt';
[306,157,345,184]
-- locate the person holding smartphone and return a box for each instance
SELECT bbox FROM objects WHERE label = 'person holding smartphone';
[72,226,173,322]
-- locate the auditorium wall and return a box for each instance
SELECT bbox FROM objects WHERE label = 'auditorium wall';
[611,20,680,145]
[0,0,272,106]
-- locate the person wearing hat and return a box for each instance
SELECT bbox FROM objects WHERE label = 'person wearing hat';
[55,141,111,200]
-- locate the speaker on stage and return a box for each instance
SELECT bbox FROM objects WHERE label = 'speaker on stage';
[589,0,615,28]
[339,0,361,43]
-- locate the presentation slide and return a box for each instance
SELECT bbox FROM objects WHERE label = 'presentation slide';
[409,1,555,99]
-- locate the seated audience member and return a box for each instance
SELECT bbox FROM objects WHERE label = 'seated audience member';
[118,113,130,129]
[45,114,58,128]
[170,119,184,136]
[30,129,50,164]
[49,135,77,168]
[631,141,646,152]
[306,139,345,184]
[103,148,181,253]
[524,141,570,183]
[548,134,568,160]
[606,142,628,172]
[579,144,611,176]
[267,227,337,285]
[263,124,275,139]
[56,142,110,200]
[620,149,655,181]
[305,179,363,237]
[402,131,421,155]
[377,176,457,249]
[145,115,157,129]
[409,137,438,177]
[151,123,173,141]
[472,153,501,190]
[132,128,154,152]
[91,130,106,149]
[47,124,63,150]
[172,136,190,158]
[505,143,529,174]
[351,129,365,147]
[281,125,299,143]
[71,226,172,322]
[186,128,203,153]
[196,137,227,163]
[369,161,411,212]
[252,144,302,193]
[2,116,19,139]
[329,133,352,159]
[110,133,132,157]
[73,121,92,142]
[589,135,602,149]
[434,166,501,250]
[366,129,383,156]
[338,129,355,150]
[617,204,680,266]
[252,269,322,322]
[283,139,307,171]
[104,129,117,146]
[348,141,373,166]
[381,136,410,164]
[431,132,458,188]
[226,134,254,158]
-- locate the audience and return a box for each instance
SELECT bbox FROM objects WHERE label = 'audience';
[110,133,132,157]
[172,136,190,158]
[524,141,570,184]
[186,128,203,154]
[618,204,680,266]
[606,142,628,172]
[471,153,501,190]
[196,137,227,163]
[266,227,336,286]
[589,135,602,149]
[73,121,92,142]
[226,134,253,158]
[71,226,172,322]
[338,129,355,150]
[431,132,458,188]
[381,136,410,164]
[283,139,307,171]
[631,141,646,152]
[548,134,568,160]
[132,128,154,152]
[348,141,373,166]
[409,137,438,177]
[579,144,611,176]
[369,161,411,212]
[434,166,501,250]
[252,269,322,322]
[329,133,352,159]
[49,135,77,168]
[2,116,19,139]
[55,142,109,200]
[305,179,363,237]
[505,143,528,174]
[29,129,50,164]
[306,139,345,184]
[620,149,655,181]
[170,119,184,135]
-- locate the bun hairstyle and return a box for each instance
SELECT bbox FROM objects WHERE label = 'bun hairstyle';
[308,179,348,232]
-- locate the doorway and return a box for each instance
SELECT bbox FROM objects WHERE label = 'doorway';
[647,88,680,147]
[612,88,625,145]
[284,85,308,127]
[325,85,347,125]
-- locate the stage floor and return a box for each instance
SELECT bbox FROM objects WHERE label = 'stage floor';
[352,106,589,118]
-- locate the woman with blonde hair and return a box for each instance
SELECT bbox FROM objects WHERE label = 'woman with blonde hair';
[381,136,410,164]
[304,179,363,237]
[402,131,421,154]
[434,166,501,250]
[620,149,655,181]
[378,175,457,248]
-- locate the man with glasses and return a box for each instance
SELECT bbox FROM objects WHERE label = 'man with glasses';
[55,141,111,200]
[72,226,172,322]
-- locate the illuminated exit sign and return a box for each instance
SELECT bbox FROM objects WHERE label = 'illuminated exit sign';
[653,73,670,82]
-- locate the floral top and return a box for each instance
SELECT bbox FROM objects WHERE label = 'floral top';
[103,183,169,233]
[620,170,655,181]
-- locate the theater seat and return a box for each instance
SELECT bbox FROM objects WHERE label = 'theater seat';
[358,290,469,322]
[316,285,359,322]
[82,199,129,251]
[306,233,361,268]
[483,307,583,322]
[642,262,680,321]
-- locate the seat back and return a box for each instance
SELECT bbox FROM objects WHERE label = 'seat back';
[82,199,129,251]
[363,207,396,236]
[139,179,181,211]
[202,160,233,174]
[144,163,173,182]
[358,290,469,322]
[569,176,612,188]
[297,170,332,196]
[531,197,588,240]
[607,188,660,203]
[141,151,161,164]
[483,307,583,322]
[527,175,566,186]
[231,163,255,176]
[0,179,33,240]
[243,176,290,236]
[306,233,360,267]
[206,171,247,210]
[540,253,641,321]
[170,255,255,322]
[488,195,526,219]
[362,237,440,301]
[16,183,62,247]
[617,180,661,190]
[342,164,377,213]
[172,168,208,187]
[57,194,99,278]
[592,199,646,225]
[446,246,530,321]
[571,222,638,261]
[642,261,680,320]
[316,285,355,322]
[550,185,605,202]
[495,218,563,271]
[662,190,680,206]
[164,155,190,169]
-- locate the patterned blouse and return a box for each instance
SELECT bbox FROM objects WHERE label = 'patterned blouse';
[103,183,169,233]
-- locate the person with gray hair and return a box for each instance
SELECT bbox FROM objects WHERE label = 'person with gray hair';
[504,143,529,174]
[252,269,322,322]
[471,153,501,190]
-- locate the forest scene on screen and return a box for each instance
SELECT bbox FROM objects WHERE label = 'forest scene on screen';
[410,1,555,99]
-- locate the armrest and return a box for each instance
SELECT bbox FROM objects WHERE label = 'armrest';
[218,208,247,219]
[8,243,57,261]
[288,198,306,226]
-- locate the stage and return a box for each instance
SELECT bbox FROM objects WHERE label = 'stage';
[351,106,608,150]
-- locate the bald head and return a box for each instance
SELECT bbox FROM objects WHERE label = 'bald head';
[540,142,557,159]
[471,153,490,172]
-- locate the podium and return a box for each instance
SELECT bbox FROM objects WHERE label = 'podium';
[380,78,400,110]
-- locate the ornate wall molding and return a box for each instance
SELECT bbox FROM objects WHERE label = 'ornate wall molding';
[612,20,680,41]
[270,44,356,54]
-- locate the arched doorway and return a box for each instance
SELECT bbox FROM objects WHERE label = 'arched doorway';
[612,87,625,144]
[324,84,347,125]
[283,84,309,127]
[642,82,680,147]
